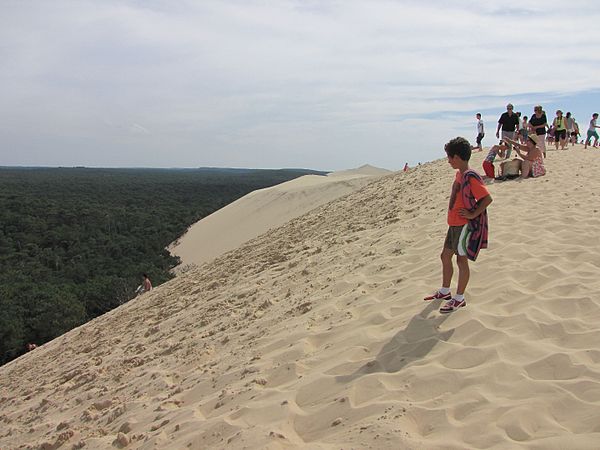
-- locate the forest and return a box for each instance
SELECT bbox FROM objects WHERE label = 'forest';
[0,167,325,365]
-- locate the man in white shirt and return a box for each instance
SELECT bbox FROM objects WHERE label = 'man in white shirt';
[473,113,484,152]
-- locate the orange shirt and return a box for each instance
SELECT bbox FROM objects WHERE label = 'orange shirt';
[447,171,490,226]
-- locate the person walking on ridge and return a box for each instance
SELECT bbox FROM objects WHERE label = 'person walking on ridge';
[585,113,600,149]
[473,113,485,152]
[528,105,548,157]
[553,110,568,150]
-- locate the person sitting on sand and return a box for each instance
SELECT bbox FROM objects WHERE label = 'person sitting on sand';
[504,134,545,179]
[136,273,153,295]
[585,113,600,149]
[482,141,506,179]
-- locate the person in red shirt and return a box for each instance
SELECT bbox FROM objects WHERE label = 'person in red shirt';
[424,137,493,313]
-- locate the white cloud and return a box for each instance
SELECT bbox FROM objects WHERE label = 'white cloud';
[0,0,599,169]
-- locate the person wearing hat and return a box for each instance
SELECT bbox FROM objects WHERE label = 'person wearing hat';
[504,134,545,179]
[496,104,520,158]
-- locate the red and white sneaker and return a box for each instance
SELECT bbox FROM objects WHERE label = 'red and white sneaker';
[439,298,466,314]
[423,290,452,301]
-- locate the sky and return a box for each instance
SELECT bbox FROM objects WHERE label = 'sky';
[1,0,599,171]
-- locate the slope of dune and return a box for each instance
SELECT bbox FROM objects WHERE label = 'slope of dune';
[169,165,392,269]
[2,146,600,449]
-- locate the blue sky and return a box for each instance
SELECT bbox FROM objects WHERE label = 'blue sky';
[1,0,599,171]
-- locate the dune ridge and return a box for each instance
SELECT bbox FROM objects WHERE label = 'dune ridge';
[2,147,600,449]
[169,165,392,269]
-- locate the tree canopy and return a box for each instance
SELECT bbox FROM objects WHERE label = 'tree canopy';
[0,167,325,365]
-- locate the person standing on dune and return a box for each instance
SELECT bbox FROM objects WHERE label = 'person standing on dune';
[496,104,519,158]
[473,113,485,152]
[528,105,548,157]
[585,113,600,149]
[423,137,493,313]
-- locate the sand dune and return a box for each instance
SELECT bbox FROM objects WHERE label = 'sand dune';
[2,147,600,449]
[169,164,392,269]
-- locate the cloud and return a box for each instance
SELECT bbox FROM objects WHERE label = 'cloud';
[1,0,599,169]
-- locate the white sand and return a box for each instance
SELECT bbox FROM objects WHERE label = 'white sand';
[2,147,600,449]
[169,164,392,269]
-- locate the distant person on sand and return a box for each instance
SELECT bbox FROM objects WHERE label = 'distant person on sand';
[519,115,529,144]
[496,104,520,158]
[424,137,492,314]
[565,112,577,146]
[585,113,600,149]
[473,113,484,152]
[136,273,153,295]
[528,105,548,158]
[26,343,37,351]
[569,115,580,146]
[516,111,523,141]
[547,125,555,146]
[403,163,409,172]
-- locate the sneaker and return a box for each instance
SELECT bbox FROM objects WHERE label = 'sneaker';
[439,298,466,314]
[423,290,452,301]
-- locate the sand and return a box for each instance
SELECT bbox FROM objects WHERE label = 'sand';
[169,165,392,269]
[2,146,600,449]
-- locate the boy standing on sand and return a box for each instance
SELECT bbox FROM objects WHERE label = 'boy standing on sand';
[424,137,493,313]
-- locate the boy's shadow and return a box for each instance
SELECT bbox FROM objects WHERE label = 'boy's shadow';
[336,301,454,383]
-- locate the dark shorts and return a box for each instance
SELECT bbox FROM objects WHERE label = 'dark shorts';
[476,133,484,145]
[570,131,578,136]
[555,129,567,140]
[444,226,464,254]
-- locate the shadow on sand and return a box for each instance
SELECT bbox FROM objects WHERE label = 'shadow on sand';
[336,300,454,383]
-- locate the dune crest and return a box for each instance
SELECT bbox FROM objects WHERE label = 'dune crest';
[3,148,600,449]
[169,165,392,269]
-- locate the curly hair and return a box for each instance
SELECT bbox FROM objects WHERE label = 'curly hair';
[444,137,471,161]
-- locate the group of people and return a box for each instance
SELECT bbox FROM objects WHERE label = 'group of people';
[474,104,600,181]
[424,103,598,314]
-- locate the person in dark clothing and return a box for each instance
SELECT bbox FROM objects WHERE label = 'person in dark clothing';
[528,105,548,157]
[496,103,520,158]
